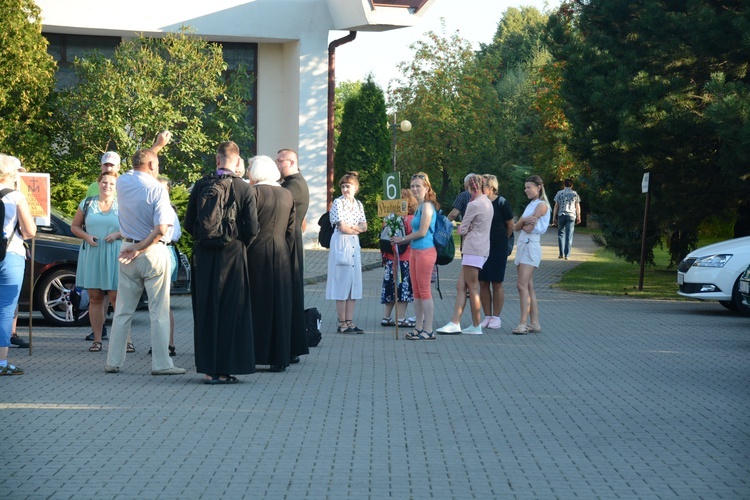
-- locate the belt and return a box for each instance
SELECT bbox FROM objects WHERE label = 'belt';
[123,238,165,244]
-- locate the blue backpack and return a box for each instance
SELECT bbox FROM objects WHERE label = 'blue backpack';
[431,210,454,266]
[432,210,453,250]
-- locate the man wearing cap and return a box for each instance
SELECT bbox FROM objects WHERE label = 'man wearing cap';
[87,151,121,197]
[105,131,186,375]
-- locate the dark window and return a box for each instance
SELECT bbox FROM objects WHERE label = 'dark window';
[218,42,258,155]
[44,33,121,90]
[43,34,258,151]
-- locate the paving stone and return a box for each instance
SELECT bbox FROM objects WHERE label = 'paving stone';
[3,231,749,498]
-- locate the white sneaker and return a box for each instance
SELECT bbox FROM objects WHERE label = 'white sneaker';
[461,324,483,335]
[480,316,492,328]
[436,322,461,334]
[487,316,502,329]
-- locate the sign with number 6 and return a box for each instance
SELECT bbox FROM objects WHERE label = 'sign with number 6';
[383,173,401,200]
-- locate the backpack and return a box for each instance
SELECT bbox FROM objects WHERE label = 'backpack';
[318,212,333,249]
[305,307,322,347]
[430,209,454,265]
[70,286,90,321]
[435,231,455,266]
[379,216,408,255]
[432,210,453,250]
[193,174,238,248]
[0,188,19,262]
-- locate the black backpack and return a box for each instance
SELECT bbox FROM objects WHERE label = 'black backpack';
[305,307,322,347]
[318,212,333,249]
[0,188,19,262]
[193,174,238,248]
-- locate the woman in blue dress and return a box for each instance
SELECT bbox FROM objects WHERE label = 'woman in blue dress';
[71,172,128,352]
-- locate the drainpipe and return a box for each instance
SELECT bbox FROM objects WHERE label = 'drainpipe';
[327,31,357,209]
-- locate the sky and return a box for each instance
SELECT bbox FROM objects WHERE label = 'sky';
[329,0,561,91]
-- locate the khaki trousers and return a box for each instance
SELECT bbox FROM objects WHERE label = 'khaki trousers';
[106,242,173,371]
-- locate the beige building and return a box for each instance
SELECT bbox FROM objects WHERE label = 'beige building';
[37,0,434,245]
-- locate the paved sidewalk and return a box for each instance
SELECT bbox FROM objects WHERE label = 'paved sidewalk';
[2,231,749,498]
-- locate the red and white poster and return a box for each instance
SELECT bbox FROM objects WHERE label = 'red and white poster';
[18,173,51,226]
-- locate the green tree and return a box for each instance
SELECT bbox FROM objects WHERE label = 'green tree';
[476,7,587,211]
[0,0,56,169]
[334,75,391,247]
[52,28,254,198]
[390,24,501,205]
[477,6,549,80]
[548,0,750,264]
[335,80,362,148]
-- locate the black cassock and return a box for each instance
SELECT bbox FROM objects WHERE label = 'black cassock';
[184,174,259,376]
[247,184,296,368]
[282,173,310,358]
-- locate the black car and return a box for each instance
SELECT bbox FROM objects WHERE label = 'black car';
[18,210,191,326]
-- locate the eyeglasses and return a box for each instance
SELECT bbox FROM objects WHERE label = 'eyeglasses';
[411,174,426,180]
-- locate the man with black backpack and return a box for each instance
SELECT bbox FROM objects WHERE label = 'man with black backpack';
[184,141,259,384]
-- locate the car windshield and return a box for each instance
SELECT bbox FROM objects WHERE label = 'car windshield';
[51,208,73,225]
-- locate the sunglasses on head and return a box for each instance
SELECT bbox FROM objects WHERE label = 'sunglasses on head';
[411,174,426,180]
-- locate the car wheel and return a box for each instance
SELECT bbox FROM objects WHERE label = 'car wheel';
[732,276,750,316]
[35,268,90,326]
[719,300,737,311]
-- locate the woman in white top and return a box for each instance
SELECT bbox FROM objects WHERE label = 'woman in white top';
[325,171,367,334]
[0,154,37,375]
[512,175,550,335]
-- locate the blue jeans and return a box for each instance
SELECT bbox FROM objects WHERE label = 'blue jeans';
[557,214,576,258]
[0,253,25,347]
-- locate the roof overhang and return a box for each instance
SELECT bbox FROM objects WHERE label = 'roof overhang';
[326,0,436,32]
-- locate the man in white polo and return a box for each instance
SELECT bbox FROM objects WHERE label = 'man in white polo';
[105,131,185,375]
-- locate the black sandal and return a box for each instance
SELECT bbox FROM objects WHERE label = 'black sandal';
[89,341,102,352]
[126,342,135,353]
[405,329,421,340]
[336,321,351,334]
[346,320,364,334]
[204,374,239,385]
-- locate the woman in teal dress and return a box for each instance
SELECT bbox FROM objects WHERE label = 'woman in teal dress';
[71,172,126,352]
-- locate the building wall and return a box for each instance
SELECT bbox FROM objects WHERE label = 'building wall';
[36,0,429,246]
[36,0,334,245]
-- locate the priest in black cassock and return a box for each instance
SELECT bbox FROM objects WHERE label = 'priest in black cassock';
[247,155,296,372]
[184,141,259,384]
[277,149,310,362]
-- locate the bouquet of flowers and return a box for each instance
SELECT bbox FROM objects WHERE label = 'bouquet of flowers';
[384,213,404,238]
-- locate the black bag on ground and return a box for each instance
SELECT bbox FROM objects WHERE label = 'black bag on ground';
[70,286,90,322]
[305,307,322,347]
[192,174,238,248]
[318,212,333,249]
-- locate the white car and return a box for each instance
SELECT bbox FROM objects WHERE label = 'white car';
[677,236,750,316]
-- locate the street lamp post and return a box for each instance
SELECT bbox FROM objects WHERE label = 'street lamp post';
[390,116,412,171]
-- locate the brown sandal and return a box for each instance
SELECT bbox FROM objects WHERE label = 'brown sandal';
[89,341,103,352]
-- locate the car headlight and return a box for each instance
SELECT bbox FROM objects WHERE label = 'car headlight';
[692,254,732,268]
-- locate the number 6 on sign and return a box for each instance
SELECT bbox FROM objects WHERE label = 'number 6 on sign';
[383,173,401,200]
